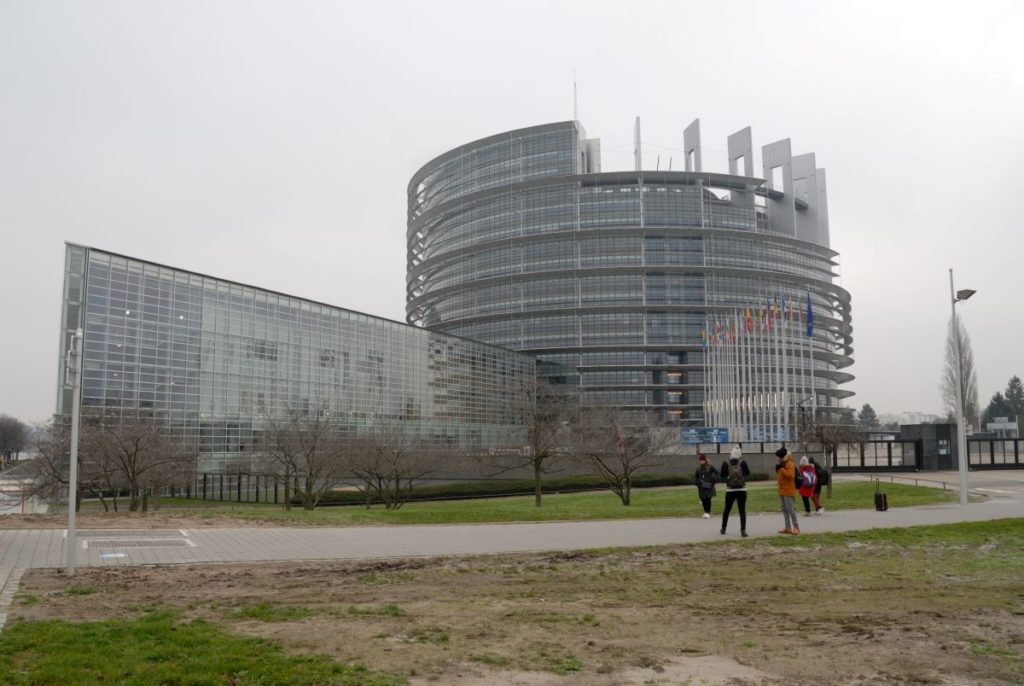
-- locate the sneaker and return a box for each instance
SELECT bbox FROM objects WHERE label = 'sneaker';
[818,508,825,515]
[778,528,792,535]
[741,531,749,538]
[702,513,710,519]
[791,528,800,535]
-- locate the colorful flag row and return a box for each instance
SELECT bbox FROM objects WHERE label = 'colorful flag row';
[700,291,815,345]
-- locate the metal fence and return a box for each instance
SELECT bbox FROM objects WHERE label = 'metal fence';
[187,473,292,504]
[830,441,920,471]
[967,439,1021,468]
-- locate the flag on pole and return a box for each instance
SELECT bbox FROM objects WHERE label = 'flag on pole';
[806,291,814,337]
[745,307,753,334]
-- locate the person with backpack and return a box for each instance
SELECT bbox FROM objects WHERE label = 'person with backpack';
[775,447,800,535]
[797,456,821,515]
[719,444,750,537]
[694,453,718,518]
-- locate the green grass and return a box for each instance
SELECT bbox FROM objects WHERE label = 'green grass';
[0,610,405,686]
[537,649,583,674]
[759,517,1024,551]
[103,481,956,526]
[231,603,318,622]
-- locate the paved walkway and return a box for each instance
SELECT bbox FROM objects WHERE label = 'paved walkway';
[2,470,1023,631]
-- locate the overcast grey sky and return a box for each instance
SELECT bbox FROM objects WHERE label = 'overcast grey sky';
[2,0,1022,424]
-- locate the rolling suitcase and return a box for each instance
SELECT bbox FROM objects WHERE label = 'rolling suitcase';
[874,480,888,512]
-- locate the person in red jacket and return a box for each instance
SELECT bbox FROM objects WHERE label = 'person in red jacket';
[797,456,822,515]
[775,447,799,535]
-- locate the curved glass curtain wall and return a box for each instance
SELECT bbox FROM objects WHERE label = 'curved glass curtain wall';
[408,121,853,426]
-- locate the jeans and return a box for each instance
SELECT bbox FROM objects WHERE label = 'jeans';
[721,490,747,532]
[780,496,798,529]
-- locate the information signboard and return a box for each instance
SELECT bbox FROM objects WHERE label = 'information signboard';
[681,427,729,445]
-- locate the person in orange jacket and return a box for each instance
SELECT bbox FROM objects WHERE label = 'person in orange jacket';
[774,447,799,535]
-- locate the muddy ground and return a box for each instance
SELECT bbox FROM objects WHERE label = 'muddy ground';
[9,533,1024,686]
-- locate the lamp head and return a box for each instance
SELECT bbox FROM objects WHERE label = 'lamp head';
[955,288,976,302]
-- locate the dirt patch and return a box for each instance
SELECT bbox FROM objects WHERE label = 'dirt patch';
[10,536,1024,685]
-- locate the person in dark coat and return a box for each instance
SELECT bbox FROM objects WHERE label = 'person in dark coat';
[719,444,751,537]
[810,456,827,514]
[694,453,718,518]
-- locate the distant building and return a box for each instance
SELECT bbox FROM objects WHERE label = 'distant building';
[407,119,854,438]
[986,417,1020,439]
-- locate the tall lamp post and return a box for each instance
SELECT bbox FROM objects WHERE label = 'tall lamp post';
[65,328,84,576]
[949,270,976,506]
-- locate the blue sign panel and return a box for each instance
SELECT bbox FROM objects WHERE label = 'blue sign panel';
[681,427,730,445]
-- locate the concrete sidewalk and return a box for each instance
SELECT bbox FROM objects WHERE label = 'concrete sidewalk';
[1,470,1022,631]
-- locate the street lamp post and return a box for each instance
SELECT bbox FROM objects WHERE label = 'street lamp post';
[65,328,84,576]
[949,269,976,506]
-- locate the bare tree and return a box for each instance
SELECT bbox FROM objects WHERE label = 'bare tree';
[84,412,196,512]
[0,415,29,466]
[481,379,575,507]
[28,417,121,511]
[260,408,350,511]
[941,315,979,431]
[571,407,675,506]
[26,414,195,513]
[347,423,440,510]
[25,418,73,504]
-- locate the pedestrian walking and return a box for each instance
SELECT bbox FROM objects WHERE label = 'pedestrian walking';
[695,453,718,518]
[775,447,800,535]
[809,456,827,514]
[719,444,750,537]
[797,456,822,515]
[811,458,827,507]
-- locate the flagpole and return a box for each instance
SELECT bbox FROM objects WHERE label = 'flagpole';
[758,298,767,441]
[786,298,794,444]
[774,300,782,443]
[807,290,817,425]
[702,321,709,428]
[732,311,740,437]
[745,309,753,444]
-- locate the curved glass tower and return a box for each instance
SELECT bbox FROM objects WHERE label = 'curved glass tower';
[407,120,853,436]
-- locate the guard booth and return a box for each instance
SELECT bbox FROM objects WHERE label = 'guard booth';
[899,423,957,470]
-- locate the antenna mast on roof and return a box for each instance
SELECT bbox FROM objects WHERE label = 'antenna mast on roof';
[573,72,578,121]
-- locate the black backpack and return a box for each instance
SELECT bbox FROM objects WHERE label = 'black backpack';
[726,462,745,489]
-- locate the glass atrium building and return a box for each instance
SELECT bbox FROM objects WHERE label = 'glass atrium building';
[407,120,854,437]
[58,244,534,473]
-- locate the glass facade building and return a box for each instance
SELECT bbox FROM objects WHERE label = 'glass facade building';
[58,244,534,473]
[407,120,854,434]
